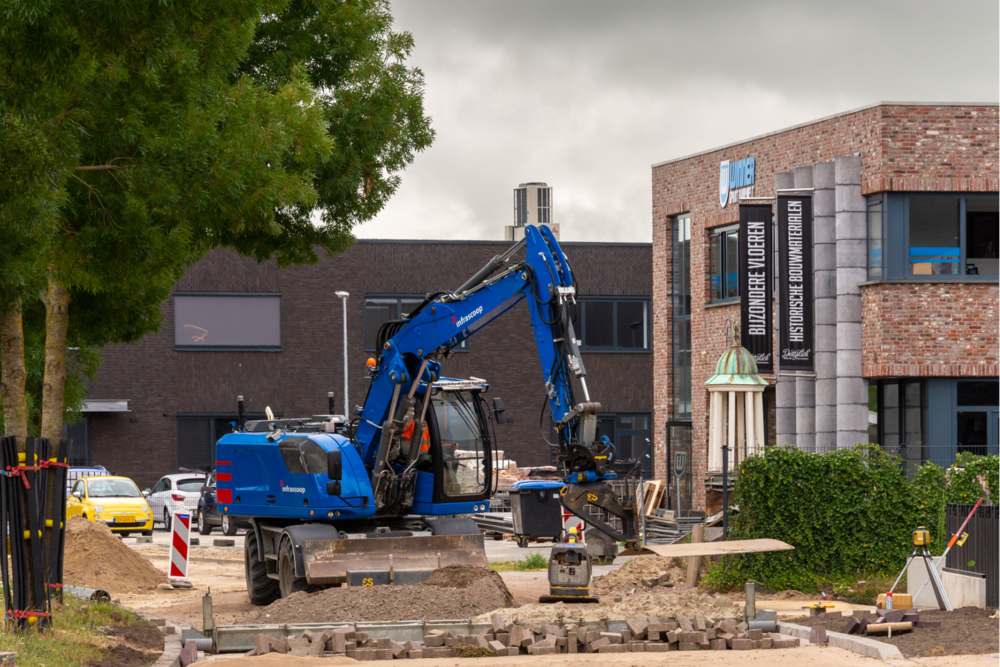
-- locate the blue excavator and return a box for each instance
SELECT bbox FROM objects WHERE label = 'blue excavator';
[215,225,640,604]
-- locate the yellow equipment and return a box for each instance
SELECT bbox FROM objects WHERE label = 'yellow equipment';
[912,526,930,547]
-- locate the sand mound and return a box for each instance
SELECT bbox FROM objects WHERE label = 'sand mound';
[591,555,685,595]
[241,565,515,624]
[477,589,742,624]
[63,517,165,594]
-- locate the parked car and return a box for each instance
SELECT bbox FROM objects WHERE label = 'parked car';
[66,465,112,497]
[67,476,153,536]
[196,473,246,536]
[143,473,206,532]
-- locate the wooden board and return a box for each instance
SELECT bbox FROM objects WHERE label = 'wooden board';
[639,538,794,558]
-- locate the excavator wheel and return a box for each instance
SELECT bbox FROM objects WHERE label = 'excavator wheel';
[278,536,320,598]
[245,528,280,605]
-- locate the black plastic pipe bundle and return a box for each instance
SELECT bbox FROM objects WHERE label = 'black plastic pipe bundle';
[1,436,70,630]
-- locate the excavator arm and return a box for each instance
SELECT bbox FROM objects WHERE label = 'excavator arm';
[353,225,639,545]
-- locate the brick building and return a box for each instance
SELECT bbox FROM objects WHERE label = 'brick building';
[652,102,998,511]
[76,240,653,491]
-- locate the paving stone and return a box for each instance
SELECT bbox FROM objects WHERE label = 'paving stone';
[748,628,763,640]
[678,642,701,651]
[731,638,752,650]
[694,613,707,631]
[491,612,506,633]
[629,642,645,652]
[709,639,727,650]
[528,645,556,655]
[627,618,649,638]
[810,626,828,644]
[354,648,377,661]
[375,649,392,660]
[762,637,773,649]
[407,650,422,659]
[678,615,694,632]
[598,644,627,653]
[646,643,673,652]
[587,638,610,653]
[599,632,622,644]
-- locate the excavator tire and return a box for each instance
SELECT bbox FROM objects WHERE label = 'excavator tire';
[245,528,280,606]
[278,536,319,598]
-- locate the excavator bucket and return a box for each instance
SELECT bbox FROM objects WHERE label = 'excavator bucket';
[301,533,489,586]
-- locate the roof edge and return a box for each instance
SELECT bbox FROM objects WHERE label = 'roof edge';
[651,101,1000,169]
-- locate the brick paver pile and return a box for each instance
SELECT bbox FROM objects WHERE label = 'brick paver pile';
[242,611,801,659]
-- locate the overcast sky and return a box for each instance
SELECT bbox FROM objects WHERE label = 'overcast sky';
[354,1,999,243]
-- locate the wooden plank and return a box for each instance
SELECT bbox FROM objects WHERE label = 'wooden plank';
[641,538,794,558]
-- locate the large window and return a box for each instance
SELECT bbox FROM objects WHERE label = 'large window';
[873,379,925,478]
[365,296,468,351]
[672,214,691,418]
[868,197,883,279]
[174,294,280,350]
[578,300,649,350]
[709,225,739,301]
[898,195,998,278]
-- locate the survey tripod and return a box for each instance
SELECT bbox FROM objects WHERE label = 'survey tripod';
[888,526,952,612]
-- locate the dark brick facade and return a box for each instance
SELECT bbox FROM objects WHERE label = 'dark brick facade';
[651,103,999,509]
[85,240,652,489]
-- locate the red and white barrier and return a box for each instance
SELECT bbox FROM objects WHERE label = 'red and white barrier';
[169,510,192,580]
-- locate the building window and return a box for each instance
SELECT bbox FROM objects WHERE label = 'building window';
[904,195,998,278]
[365,296,467,351]
[596,413,652,479]
[578,300,649,350]
[709,225,739,301]
[672,214,691,419]
[956,379,999,456]
[176,415,255,471]
[874,379,925,478]
[174,294,280,350]
[867,196,883,280]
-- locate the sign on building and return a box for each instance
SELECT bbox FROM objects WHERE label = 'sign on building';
[777,194,814,371]
[739,203,773,374]
[719,157,756,208]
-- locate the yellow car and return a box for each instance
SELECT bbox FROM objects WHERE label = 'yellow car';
[67,476,154,536]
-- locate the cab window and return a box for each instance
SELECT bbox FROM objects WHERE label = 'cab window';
[175,478,204,492]
[432,391,490,497]
[71,480,84,496]
[87,479,142,498]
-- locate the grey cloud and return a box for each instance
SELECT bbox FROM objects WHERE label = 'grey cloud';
[356,0,998,243]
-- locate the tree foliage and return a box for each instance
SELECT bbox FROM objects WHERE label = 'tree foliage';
[0,0,432,437]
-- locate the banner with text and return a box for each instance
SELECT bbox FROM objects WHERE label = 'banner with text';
[739,203,773,374]
[777,194,814,371]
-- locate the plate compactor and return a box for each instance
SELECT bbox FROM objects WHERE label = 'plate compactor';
[539,529,599,603]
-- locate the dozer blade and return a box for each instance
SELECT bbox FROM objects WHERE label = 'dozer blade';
[302,533,488,586]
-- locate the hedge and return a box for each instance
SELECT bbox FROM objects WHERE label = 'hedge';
[703,445,997,592]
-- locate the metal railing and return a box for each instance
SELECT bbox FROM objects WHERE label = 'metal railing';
[945,503,998,609]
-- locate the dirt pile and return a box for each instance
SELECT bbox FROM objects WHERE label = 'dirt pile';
[241,565,515,624]
[63,517,166,594]
[592,555,685,595]
[477,589,742,624]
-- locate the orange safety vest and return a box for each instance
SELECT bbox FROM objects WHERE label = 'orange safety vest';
[401,422,431,452]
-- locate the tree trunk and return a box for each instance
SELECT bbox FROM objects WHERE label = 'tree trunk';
[40,272,70,443]
[0,300,29,439]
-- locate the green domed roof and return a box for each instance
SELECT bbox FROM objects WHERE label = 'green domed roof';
[705,339,767,387]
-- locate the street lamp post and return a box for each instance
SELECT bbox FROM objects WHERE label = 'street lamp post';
[335,291,349,416]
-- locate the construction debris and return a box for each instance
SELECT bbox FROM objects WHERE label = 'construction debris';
[241,613,801,659]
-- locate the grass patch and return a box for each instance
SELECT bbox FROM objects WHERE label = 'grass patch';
[490,552,549,571]
[0,595,148,667]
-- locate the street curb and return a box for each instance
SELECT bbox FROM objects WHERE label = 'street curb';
[778,621,904,662]
[135,610,184,667]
